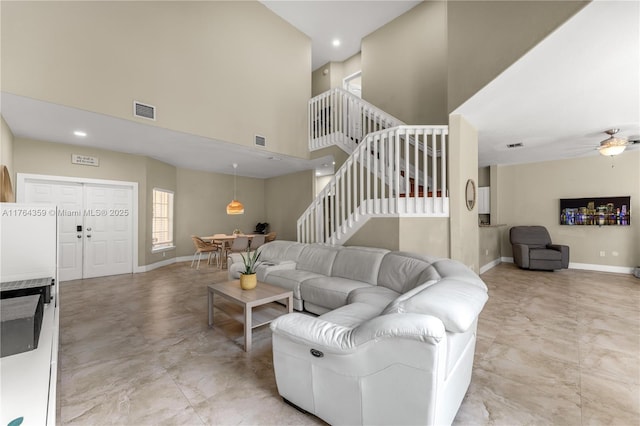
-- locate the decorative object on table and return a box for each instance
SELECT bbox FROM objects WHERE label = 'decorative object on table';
[232,228,242,235]
[254,222,269,234]
[239,247,261,290]
[560,196,630,226]
[465,178,476,211]
[226,163,244,215]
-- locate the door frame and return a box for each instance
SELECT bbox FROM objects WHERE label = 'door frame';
[16,173,140,274]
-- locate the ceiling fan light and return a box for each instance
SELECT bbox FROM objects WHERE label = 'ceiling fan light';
[598,144,626,156]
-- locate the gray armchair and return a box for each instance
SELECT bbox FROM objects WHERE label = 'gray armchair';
[509,226,569,271]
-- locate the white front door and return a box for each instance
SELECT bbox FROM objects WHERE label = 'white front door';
[83,185,133,278]
[23,181,84,281]
[23,179,133,281]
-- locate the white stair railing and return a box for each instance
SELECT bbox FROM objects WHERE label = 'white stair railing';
[308,88,405,153]
[298,125,449,245]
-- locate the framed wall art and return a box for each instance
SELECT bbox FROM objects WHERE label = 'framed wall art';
[560,196,630,226]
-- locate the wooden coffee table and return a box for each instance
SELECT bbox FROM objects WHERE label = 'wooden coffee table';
[207,280,293,351]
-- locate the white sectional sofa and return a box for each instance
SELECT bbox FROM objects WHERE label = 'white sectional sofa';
[227,241,488,425]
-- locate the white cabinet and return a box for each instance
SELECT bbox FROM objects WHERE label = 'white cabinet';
[1,203,58,426]
[478,187,491,215]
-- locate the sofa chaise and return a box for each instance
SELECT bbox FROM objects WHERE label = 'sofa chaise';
[227,241,488,425]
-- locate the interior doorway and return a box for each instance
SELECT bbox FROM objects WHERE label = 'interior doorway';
[17,174,138,282]
[343,71,362,98]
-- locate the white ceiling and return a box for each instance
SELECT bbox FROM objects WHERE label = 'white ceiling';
[1,1,638,179]
[260,1,421,71]
[454,0,640,167]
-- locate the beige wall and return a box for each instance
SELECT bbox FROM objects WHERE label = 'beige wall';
[12,138,272,265]
[265,170,314,241]
[448,115,479,272]
[13,138,150,265]
[447,1,587,112]
[312,53,362,97]
[399,217,449,258]
[497,151,640,267]
[479,226,502,269]
[362,1,448,125]
[175,168,267,257]
[2,1,311,160]
[1,117,15,198]
[346,218,400,251]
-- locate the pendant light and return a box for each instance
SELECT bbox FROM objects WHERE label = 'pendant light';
[226,163,244,215]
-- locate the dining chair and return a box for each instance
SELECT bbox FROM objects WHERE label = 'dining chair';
[228,236,249,254]
[221,236,249,269]
[191,236,222,269]
[265,232,277,243]
[249,234,266,250]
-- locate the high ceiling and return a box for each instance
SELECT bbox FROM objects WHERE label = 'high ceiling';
[260,1,421,71]
[2,1,638,179]
[454,0,640,167]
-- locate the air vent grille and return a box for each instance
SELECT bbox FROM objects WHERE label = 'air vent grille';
[133,101,156,120]
[506,142,524,148]
[255,135,266,147]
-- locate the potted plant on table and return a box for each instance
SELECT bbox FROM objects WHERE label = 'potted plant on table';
[240,247,261,290]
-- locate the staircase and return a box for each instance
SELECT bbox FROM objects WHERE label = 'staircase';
[299,90,449,245]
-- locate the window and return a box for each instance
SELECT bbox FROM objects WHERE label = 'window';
[152,188,174,251]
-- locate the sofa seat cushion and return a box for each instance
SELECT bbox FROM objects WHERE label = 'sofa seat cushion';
[301,277,372,311]
[529,248,562,261]
[318,302,384,328]
[255,260,296,282]
[347,286,400,311]
[264,269,327,300]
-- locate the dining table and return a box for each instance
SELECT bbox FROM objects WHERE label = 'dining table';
[201,234,257,268]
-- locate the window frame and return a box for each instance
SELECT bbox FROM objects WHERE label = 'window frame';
[151,188,175,253]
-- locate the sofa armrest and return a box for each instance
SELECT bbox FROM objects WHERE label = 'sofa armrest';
[548,244,570,268]
[270,312,445,354]
[512,243,529,268]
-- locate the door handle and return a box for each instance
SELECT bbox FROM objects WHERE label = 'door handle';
[87,234,92,238]
[77,235,82,239]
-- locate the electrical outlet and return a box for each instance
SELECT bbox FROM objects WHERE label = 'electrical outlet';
[612,251,619,257]
[599,251,606,257]
[485,249,489,256]
[162,252,166,257]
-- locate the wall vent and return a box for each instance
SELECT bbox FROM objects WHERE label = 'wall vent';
[506,142,524,148]
[255,135,266,147]
[133,101,156,121]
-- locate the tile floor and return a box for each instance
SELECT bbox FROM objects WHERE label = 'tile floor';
[58,262,639,425]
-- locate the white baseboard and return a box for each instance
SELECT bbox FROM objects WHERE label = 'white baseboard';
[135,255,194,273]
[480,258,501,274]
[568,262,635,274]
[500,257,634,274]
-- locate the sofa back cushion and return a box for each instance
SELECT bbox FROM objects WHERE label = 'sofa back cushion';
[509,226,552,248]
[258,241,304,263]
[377,252,436,293]
[331,247,389,284]
[382,259,488,333]
[296,244,341,275]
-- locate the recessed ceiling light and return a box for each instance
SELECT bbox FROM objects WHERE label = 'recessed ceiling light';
[332,39,341,47]
[73,130,87,137]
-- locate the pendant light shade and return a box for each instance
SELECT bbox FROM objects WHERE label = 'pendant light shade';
[226,199,244,215]
[227,163,244,215]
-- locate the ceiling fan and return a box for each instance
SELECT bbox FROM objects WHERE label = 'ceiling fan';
[597,129,640,156]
